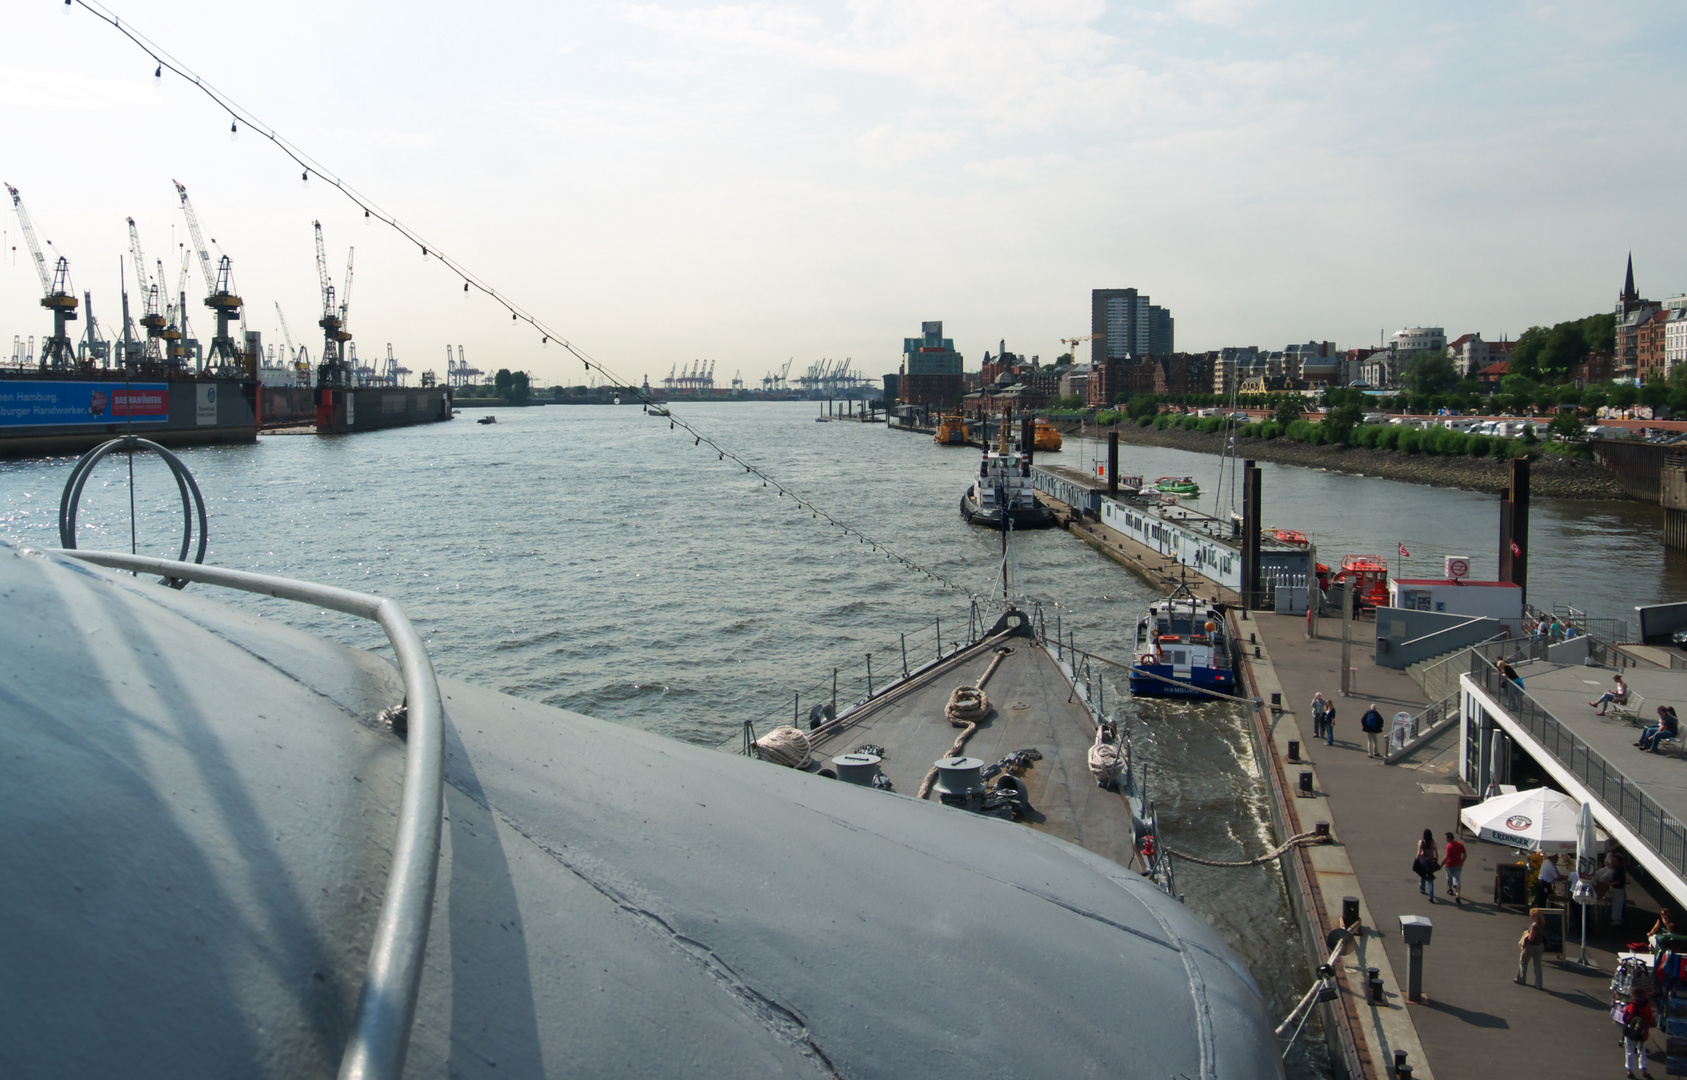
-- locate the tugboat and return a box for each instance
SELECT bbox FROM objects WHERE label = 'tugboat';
[960,430,1057,529]
[476,414,497,425]
[1032,416,1063,451]
[1129,582,1235,698]
[933,413,970,445]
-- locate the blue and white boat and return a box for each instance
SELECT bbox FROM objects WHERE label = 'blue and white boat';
[1129,584,1236,698]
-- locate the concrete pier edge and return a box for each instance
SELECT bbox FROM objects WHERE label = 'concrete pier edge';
[1236,614,1432,1080]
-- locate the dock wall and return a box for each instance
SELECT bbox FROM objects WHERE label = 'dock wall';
[259,385,453,433]
[0,376,256,457]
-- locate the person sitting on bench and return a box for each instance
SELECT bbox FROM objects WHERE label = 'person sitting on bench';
[1591,674,1630,716]
[1639,705,1680,752]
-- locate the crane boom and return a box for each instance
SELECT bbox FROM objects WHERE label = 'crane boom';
[313,221,331,318]
[340,248,355,332]
[274,302,296,361]
[172,180,216,297]
[126,219,154,316]
[5,182,54,297]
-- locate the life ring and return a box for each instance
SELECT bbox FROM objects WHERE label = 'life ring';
[1140,654,1156,667]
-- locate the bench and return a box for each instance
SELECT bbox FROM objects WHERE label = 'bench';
[1612,693,1647,723]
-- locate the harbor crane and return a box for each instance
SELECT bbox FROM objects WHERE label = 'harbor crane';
[127,218,166,365]
[159,253,187,366]
[313,221,354,387]
[274,301,297,363]
[174,180,245,374]
[5,182,79,370]
[77,291,110,367]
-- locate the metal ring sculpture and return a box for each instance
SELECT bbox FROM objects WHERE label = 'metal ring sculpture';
[59,436,208,589]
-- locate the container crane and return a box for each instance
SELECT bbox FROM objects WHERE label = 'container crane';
[174,181,245,374]
[5,183,79,370]
[127,218,166,364]
[313,221,353,386]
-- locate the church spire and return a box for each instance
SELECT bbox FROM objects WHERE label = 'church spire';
[1623,252,1638,303]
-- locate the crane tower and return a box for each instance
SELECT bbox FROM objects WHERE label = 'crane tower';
[174,181,246,375]
[6,183,80,370]
[312,221,355,387]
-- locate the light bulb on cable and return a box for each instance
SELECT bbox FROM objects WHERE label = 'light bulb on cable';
[229,121,238,141]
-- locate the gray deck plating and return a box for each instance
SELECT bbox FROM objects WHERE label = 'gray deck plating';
[809,632,1143,875]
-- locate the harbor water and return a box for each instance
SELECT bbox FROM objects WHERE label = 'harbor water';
[3,401,1676,1077]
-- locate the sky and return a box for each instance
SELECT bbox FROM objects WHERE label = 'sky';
[3,0,1685,388]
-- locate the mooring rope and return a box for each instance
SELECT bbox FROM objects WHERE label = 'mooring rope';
[1164,830,1331,868]
[917,648,1010,800]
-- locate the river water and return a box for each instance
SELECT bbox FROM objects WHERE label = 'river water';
[4,401,1678,1076]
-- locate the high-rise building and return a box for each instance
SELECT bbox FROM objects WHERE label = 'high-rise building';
[899,320,965,407]
[1090,289,1173,364]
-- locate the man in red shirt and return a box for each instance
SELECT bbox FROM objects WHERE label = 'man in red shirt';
[1443,832,1467,906]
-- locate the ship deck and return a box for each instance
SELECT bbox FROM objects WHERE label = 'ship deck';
[803,625,1142,872]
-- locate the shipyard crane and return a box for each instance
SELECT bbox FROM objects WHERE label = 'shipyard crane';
[127,218,166,364]
[340,248,355,333]
[78,291,110,367]
[161,249,194,368]
[174,180,244,374]
[6,183,79,370]
[274,302,297,363]
[313,221,352,386]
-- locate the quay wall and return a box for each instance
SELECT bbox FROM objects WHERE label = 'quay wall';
[1233,614,1372,1079]
[1063,421,1629,500]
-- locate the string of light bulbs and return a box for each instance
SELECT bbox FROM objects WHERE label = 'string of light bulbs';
[69,0,1006,602]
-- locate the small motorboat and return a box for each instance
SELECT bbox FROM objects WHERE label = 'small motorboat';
[1272,529,1310,546]
[476,414,497,425]
[648,405,671,417]
[1032,417,1062,452]
[1155,476,1200,497]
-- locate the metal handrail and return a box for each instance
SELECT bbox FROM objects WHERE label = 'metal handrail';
[1469,659,1687,878]
[40,547,444,1080]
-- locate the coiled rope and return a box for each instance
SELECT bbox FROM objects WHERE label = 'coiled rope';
[917,648,1011,800]
[1163,829,1331,868]
[751,725,812,769]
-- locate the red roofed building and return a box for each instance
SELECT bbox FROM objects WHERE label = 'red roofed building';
[1476,360,1508,392]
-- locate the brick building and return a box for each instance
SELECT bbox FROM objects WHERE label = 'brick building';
[898,320,966,408]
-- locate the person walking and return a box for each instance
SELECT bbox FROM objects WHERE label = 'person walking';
[1443,831,1467,906]
[1621,986,1655,1079]
[1414,829,1440,902]
[1360,704,1385,758]
[1311,693,1332,745]
[1590,673,1630,715]
[1516,909,1546,988]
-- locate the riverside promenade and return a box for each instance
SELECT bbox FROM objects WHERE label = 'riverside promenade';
[1247,611,1659,1079]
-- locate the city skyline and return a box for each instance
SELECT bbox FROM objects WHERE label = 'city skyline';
[4,1,1684,386]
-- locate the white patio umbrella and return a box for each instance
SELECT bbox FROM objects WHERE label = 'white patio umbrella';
[1459,787,1607,853]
